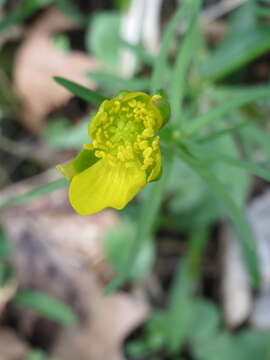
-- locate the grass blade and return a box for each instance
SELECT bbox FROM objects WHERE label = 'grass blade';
[200,1,270,81]
[119,39,154,65]
[55,0,86,25]
[150,2,189,94]
[242,125,270,160]
[54,77,106,106]
[0,178,68,212]
[13,290,77,325]
[188,143,270,182]
[197,122,247,143]
[170,0,201,126]
[186,86,270,135]
[87,71,150,93]
[166,230,207,353]
[0,0,51,32]
[25,349,47,360]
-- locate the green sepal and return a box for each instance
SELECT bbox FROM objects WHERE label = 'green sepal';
[151,94,171,127]
[148,164,163,183]
[57,148,99,180]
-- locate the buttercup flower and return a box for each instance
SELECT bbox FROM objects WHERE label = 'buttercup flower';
[57,91,170,215]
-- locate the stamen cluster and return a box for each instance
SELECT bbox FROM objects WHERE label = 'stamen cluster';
[89,93,162,179]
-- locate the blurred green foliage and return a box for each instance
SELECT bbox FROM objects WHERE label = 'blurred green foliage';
[13,290,77,325]
[1,0,270,358]
[86,11,122,73]
[200,0,270,80]
[104,220,155,280]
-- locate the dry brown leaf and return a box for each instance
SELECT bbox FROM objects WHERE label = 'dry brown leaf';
[0,329,28,360]
[0,170,149,359]
[0,281,17,316]
[52,273,148,360]
[14,7,99,134]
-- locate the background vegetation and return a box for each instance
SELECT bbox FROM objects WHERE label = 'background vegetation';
[1,0,270,359]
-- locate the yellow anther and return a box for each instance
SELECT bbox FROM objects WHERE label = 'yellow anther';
[143,147,153,159]
[117,152,125,161]
[107,154,114,161]
[152,94,162,102]
[83,143,94,150]
[128,100,137,108]
[142,128,154,138]
[114,100,120,112]
[125,162,134,168]
[152,136,160,149]
[100,112,107,122]
[125,145,134,159]
[93,140,99,148]
[139,141,148,150]
[95,150,105,158]
[109,126,117,133]
[141,156,153,170]
[134,107,141,114]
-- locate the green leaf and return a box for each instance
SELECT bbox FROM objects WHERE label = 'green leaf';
[193,332,237,360]
[166,157,217,228]
[13,290,77,325]
[175,145,260,287]
[255,6,270,18]
[0,178,68,212]
[55,0,86,25]
[197,122,247,144]
[170,0,201,126]
[191,328,270,360]
[126,341,150,359]
[43,117,89,150]
[25,349,48,360]
[0,0,7,8]
[150,2,190,94]
[104,221,154,281]
[186,86,270,135]
[54,77,106,106]
[126,310,168,357]
[87,71,150,93]
[189,299,220,347]
[235,329,270,360]
[188,142,270,182]
[0,226,12,259]
[241,124,270,160]
[119,39,154,65]
[200,1,270,80]
[0,0,52,32]
[86,11,121,73]
[166,230,208,353]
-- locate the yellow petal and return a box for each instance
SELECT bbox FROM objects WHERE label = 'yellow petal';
[69,158,146,215]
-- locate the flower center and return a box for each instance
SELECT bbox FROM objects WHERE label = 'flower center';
[90,95,161,171]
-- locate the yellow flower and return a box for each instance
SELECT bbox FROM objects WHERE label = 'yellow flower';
[57,91,170,215]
